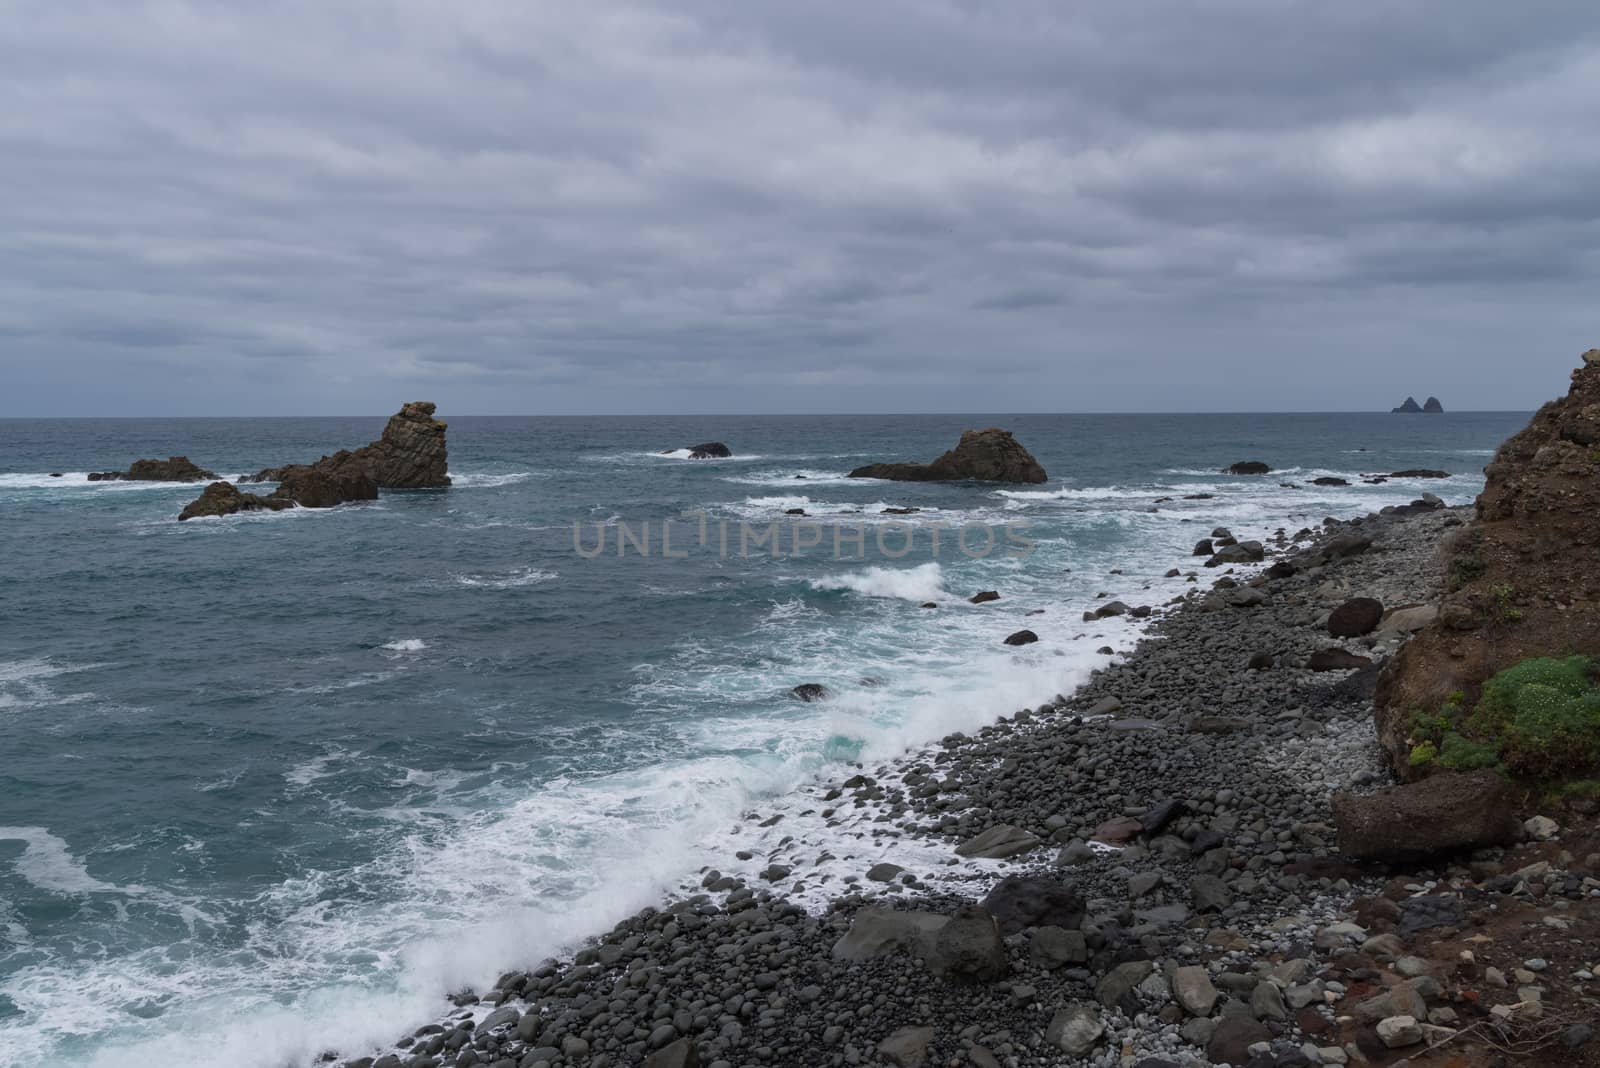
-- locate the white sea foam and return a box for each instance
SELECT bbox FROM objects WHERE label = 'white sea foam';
[284,749,352,788]
[453,567,557,589]
[721,469,854,487]
[810,562,947,602]
[447,472,535,488]
[0,827,122,895]
[381,638,428,652]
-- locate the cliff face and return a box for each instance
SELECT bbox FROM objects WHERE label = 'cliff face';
[1374,350,1600,776]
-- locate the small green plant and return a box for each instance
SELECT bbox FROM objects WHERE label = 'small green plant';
[1449,556,1486,590]
[1438,731,1500,771]
[1409,741,1439,767]
[1446,690,1465,707]
[1488,584,1523,623]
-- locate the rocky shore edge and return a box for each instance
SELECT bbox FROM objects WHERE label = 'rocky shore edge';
[329,503,1599,1068]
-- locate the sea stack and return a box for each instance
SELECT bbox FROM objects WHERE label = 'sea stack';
[1422,396,1444,413]
[179,401,448,520]
[848,428,1046,483]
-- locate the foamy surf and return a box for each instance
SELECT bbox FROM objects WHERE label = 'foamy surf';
[810,562,947,602]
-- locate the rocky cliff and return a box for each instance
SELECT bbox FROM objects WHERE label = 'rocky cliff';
[849,428,1047,483]
[249,401,449,489]
[1374,349,1600,777]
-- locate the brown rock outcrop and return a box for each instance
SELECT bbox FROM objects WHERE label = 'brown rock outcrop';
[177,481,296,521]
[178,402,445,520]
[1375,352,1600,777]
[89,456,217,482]
[248,401,449,489]
[1331,770,1521,861]
[848,429,1046,483]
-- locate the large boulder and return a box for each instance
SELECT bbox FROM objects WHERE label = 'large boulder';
[1390,468,1450,478]
[177,481,296,521]
[249,401,449,489]
[1331,770,1521,861]
[1205,541,1264,567]
[89,456,217,482]
[849,429,1046,484]
[1423,396,1444,413]
[1328,597,1384,637]
[926,906,1007,981]
[1224,461,1270,474]
[831,908,948,961]
[955,824,1041,860]
[978,875,1085,935]
[1309,648,1373,672]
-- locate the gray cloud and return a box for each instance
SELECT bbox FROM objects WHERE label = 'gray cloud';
[2,0,1598,415]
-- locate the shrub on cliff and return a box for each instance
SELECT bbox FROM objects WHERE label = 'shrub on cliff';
[1407,655,1600,777]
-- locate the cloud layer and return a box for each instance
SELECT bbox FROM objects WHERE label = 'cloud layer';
[3,1,1598,414]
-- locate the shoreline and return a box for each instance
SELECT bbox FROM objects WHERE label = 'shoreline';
[334,500,1508,1068]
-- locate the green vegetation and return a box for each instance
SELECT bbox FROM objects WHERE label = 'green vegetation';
[1488,584,1523,623]
[1408,656,1600,778]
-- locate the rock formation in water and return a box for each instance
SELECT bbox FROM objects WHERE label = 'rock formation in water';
[179,402,446,520]
[848,429,1046,484]
[1422,396,1444,413]
[1375,349,1600,778]
[686,442,732,459]
[1392,396,1423,413]
[177,481,296,521]
[88,456,217,482]
[248,401,449,489]
[1223,461,1270,475]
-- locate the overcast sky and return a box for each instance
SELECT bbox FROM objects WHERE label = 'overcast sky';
[3,1,1598,416]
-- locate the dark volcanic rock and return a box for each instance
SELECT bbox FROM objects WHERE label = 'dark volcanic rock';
[1391,396,1423,414]
[271,465,378,509]
[1308,648,1373,671]
[1224,461,1270,475]
[849,428,1047,484]
[1328,597,1384,637]
[1389,468,1449,478]
[790,683,830,702]
[1332,769,1520,861]
[1208,1016,1271,1066]
[1422,396,1444,413]
[177,481,296,521]
[1311,476,1349,486]
[969,590,1000,604]
[1003,629,1039,646]
[927,906,1007,981]
[250,401,449,489]
[686,442,732,459]
[89,456,217,482]
[979,875,1085,935]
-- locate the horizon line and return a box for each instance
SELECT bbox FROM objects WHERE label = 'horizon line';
[0,408,1532,420]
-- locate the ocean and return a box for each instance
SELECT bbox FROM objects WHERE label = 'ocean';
[0,411,1528,1067]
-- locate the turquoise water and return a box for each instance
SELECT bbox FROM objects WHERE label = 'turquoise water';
[0,412,1526,1066]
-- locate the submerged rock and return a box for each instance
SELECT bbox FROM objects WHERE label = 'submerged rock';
[89,456,217,482]
[790,683,830,702]
[849,428,1046,484]
[1224,460,1270,474]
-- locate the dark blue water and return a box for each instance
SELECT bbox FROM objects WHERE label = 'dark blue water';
[0,412,1526,1066]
